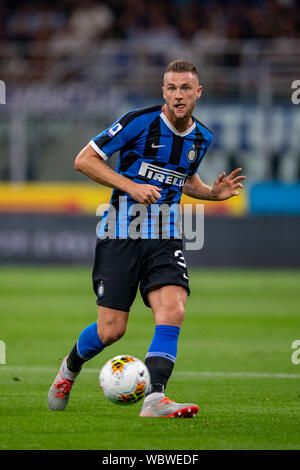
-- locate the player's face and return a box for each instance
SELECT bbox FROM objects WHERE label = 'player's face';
[162,72,202,123]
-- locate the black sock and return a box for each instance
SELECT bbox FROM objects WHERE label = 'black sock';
[145,356,175,395]
[67,343,85,372]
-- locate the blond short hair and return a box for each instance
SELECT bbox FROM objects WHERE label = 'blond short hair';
[165,60,199,79]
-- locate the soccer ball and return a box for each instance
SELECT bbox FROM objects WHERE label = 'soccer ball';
[99,355,150,405]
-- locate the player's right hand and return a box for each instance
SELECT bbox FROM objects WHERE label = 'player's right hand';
[128,183,162,206]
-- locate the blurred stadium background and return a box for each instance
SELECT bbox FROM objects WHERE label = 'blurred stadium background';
[1,0,300,452]
[0,0,300,267]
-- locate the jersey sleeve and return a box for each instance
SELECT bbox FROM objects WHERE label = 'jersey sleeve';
[89,112,145,160]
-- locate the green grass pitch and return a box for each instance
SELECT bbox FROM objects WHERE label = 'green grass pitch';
[1,266,300,450]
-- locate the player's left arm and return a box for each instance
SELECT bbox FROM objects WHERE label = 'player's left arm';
[182,168,246,201]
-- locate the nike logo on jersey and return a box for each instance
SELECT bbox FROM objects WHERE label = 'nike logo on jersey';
[183,273,189,280]
[151,143,166,148]
[138,162,186,187]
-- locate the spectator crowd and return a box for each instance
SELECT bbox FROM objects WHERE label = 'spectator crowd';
[0,0,299,83]
[1,0,299,43]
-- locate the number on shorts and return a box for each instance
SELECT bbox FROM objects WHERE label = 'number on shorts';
[174,249,187,268]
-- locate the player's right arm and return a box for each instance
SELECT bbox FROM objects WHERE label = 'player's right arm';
[74,144,161,206]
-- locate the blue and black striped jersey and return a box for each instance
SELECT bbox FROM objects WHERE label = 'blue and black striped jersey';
[89,105,213,238]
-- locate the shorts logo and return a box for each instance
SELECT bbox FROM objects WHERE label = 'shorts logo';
[107,123,122,137]
[98,281,105,297]
[187,148,196,162]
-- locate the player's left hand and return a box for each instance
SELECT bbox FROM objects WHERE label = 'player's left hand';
[211,168,246,200]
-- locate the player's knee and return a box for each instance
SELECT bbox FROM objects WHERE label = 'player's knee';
[157,303,186,326]
[170,304,186,326]
[97,320,126,346]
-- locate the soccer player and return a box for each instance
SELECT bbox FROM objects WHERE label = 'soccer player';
[48,60,245,417]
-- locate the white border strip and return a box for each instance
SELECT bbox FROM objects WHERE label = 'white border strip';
[144,162,186,178]
[89,140,108,160]
[160,112,196,137]
[139,161,185,178]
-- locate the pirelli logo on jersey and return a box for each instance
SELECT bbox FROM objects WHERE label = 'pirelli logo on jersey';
[138,162,186,187]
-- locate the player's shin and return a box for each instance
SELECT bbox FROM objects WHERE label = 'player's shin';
[67,322,106,372]
[141,324,198,417]
[144,324,180,399]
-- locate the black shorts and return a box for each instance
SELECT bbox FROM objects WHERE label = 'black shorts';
[92,238,190,311]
